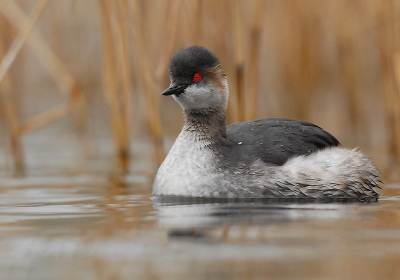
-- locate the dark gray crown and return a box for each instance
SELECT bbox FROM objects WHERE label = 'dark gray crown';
[169,46,220,82]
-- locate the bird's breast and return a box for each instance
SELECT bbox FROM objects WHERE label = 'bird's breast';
[152,133,224,196]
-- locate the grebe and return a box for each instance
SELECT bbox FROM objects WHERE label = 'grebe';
[152,46,380,200]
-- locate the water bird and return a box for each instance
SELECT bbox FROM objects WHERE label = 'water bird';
[152,46,381,200]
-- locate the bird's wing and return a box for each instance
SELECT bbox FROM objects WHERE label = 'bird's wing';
[226,118,340,166]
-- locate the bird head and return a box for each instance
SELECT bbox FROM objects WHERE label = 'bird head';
[161,46,229,110]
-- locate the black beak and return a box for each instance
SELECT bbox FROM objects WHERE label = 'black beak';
[161,84,188,97]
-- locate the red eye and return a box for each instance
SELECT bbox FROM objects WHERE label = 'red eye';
[193,73,202,82]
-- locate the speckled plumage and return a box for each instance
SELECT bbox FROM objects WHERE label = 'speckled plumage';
[152,46,381,200]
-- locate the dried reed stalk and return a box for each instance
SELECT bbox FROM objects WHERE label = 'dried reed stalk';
[0,91,24,176]
[19,104,70,135]
[297,2,315,121]
[0,20,13,95]
[389,0,400,165]
[129,0,165,165]
[205,0,239,123]
[375,0,400,164]
[233,0,245,122]
[334,1,362,142]
[115,0,134,170]
[193,0,203,46]
[392,53,400,157]
[100,0,130,171]
[116,0,133,142]
[0,88,24,176]
[0,19,14,174]
[155,0,182,81]
[68,81,94,158]
[245,0,264,121]
[223,14,240,123]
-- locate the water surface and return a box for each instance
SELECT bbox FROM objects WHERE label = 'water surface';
[1,176,400,280]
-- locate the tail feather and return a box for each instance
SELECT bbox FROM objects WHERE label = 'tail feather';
[266,147,381,200]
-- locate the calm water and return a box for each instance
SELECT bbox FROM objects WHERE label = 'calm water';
[1,175,400,280]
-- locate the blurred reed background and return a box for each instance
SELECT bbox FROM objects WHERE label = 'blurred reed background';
[0,0,399,182]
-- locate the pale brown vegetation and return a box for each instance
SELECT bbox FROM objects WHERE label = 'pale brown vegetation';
[0,0,399,181]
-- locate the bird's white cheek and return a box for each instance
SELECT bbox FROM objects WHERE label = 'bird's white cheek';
[173,84,228,110]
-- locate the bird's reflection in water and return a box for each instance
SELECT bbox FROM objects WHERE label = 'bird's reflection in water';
[152,197,376,240]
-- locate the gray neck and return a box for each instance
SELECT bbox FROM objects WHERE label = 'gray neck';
[183,107,227,139]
